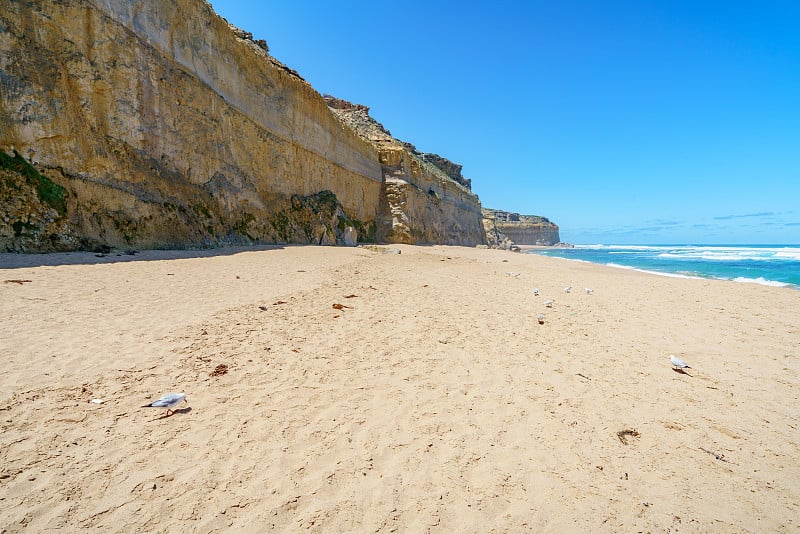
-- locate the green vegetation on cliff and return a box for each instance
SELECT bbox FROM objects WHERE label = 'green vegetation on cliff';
[0,151,67,216]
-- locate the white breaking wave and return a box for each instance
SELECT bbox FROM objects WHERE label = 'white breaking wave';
[577,244,800,251]
[656,247,800,262]
[775,250,800,261]
[656,252,779,262]
[577,244,667,251]
[732,277,790,287]
[604,263,791,286]
[533,245,799,290]
[577,245,800,262]
[604,263,698,279]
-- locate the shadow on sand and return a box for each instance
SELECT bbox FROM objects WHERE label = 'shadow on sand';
[0,244,293,269]
[151,406,193,421]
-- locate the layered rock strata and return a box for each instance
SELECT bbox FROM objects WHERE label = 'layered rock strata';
[325,97,485,245]
[0,0,486,252]
[2,0,565,253]
[483,209,560,247]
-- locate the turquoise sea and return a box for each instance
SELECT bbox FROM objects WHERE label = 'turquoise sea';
[528,245,800,289]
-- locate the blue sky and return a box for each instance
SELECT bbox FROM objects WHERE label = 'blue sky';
[208,1,800,244]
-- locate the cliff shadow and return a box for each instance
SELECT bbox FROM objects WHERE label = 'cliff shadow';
[0,244,292,269]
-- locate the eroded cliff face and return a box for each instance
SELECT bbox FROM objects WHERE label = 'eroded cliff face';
[325,98,485,246]
[1,0,386,251]
[483,209,560,247]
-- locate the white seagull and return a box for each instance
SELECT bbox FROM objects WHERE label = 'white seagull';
[564,286,572,293]
[670,355,691,370]
[544,299,554,308]
[584,287,593,294]
[143,392,187,416]
[533,288,540,296]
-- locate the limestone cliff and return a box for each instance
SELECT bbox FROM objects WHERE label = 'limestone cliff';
[0,0,486,252]
[325,97,485,245]
[483,209,560,246]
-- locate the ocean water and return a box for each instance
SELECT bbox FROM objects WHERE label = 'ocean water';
[528,245,800,289]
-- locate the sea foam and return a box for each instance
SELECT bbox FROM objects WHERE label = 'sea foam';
[731,277,790,287]
[531,244,800,289]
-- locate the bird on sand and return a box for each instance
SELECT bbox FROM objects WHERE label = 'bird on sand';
[142,393,187,415]
[564,286,572,293]
[670,355,691,369]
[533,288,540,296]
[584,287,593,294]
[544,299,554,308]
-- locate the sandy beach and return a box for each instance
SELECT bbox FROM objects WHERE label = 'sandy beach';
[1,244,798,532]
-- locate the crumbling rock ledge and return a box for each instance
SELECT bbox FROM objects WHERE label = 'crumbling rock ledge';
[325,97,485,246]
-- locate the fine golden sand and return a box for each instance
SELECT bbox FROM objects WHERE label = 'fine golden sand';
[1,245,798,532]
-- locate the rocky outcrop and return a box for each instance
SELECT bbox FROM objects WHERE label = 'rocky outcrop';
[482,215,519,251]
[417,153,472,191]
[0,0,387,251]
[483,209,560,247]
[325,97,485,245]
[396,143,472,191]
[377,148,485,245]
[0,0,549,253]
[0,151,77,251]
